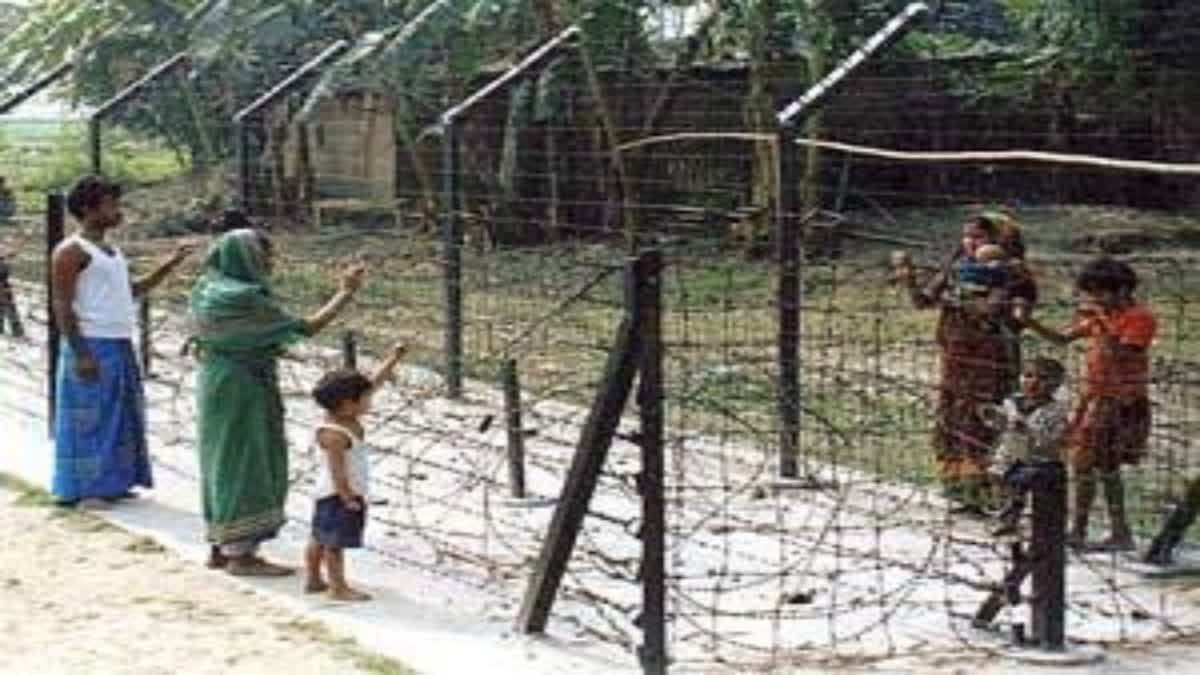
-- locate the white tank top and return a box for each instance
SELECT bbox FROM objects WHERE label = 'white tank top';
[70,235,136,340]
[312,423,370,498]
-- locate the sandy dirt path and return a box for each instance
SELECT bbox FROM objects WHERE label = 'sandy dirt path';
[0,478,413,675]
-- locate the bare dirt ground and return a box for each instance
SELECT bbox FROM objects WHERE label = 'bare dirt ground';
[0,477,413,675]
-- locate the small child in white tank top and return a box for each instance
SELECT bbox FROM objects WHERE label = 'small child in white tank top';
[305,343,406,602]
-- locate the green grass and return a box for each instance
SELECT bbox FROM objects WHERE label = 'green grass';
[352,652,420,675]
[274,619,418,675]
[0,471,116,533]
[0,119,186,213]
[0,472,56,507]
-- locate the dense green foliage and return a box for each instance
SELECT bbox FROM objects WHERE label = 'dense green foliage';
[3,1,1198,217]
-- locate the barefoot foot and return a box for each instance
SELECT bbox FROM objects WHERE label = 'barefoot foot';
[206,546,229,570]
[226,556,294,577]
[329,587,372,602]
[305,580,329,594]
[76,498,111,511]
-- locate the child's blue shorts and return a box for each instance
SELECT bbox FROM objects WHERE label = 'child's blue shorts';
[312,495,367,549]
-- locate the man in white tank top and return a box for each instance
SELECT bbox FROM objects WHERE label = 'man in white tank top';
[49,175,195,509]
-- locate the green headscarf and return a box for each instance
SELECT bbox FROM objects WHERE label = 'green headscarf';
[189,229,308,352]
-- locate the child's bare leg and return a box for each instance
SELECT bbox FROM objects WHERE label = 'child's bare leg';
[324,547,370,601]
[304,539,328,593]
[1069,469,1098,548]
[1099,469,1135,551]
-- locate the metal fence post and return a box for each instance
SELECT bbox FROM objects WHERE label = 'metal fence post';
[342,330,358,370]
[0,63,73,116]
[442,120,464,399]
[230,40,350,216]
[776,134,801,479]
[1031,460,1067,649]
[502,358,527,499]
[138,297,152,376]
[634,250,667,675]
[86,51,191,180]
[435,26,579,401]
[46,192,65,438]
[88,118,102,175]
[772,1,929,481]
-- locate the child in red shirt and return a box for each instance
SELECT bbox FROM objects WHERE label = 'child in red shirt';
[1024,257,1155,551]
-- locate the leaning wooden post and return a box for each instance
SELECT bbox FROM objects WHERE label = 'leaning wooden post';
[517,259,640,634]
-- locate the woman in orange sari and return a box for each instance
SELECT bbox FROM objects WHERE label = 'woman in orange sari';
[894,213,1038,512]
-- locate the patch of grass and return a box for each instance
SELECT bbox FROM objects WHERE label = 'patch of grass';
[123,535,167,554]
[51,509,115,532]
[274,618,418,675]
[14,488,56,508]
[350,652,418,675]
[0,472,56,507]
[0,119,186,212]
[0,473,123,532]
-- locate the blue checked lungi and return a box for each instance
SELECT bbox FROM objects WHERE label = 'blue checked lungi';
[52,338,151,501]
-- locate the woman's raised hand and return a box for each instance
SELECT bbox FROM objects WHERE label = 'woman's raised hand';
[1012,297,1031,324]
[390,342,408,361]
[338,263,368,295]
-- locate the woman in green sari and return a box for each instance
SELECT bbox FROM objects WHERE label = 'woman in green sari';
[190,224,365,576]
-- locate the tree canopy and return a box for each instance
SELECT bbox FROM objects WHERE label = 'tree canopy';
[3,1,1198,214]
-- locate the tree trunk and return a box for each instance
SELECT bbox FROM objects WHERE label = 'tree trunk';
[531,0,562,33]
[744,0,780,244]
[177,70,214,169]
[801,2,833,212]
[546,121,560,242]
[395,98,438,231]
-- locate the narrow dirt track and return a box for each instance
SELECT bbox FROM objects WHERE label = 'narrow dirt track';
[0,479,413,675]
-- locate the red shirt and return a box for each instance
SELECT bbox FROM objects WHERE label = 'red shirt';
[1073,303,1156,399]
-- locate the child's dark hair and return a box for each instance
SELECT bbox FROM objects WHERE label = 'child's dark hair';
[66,175,121,219]
[1026,356,1066,392]
[1076,257,1138,295]
[312,370,372,412]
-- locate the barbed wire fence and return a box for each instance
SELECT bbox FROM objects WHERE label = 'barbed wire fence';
[4,2,1200,674]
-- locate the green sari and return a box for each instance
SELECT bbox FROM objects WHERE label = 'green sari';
[190,230,309,545]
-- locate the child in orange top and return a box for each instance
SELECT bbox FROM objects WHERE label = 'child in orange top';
[1024,257,1155,551]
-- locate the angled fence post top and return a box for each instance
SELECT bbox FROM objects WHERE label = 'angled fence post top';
[0,62,75,116]
[233,40,352,124]
[438,24,581,127]
[776,1,929,129]
[92,51,191,121]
